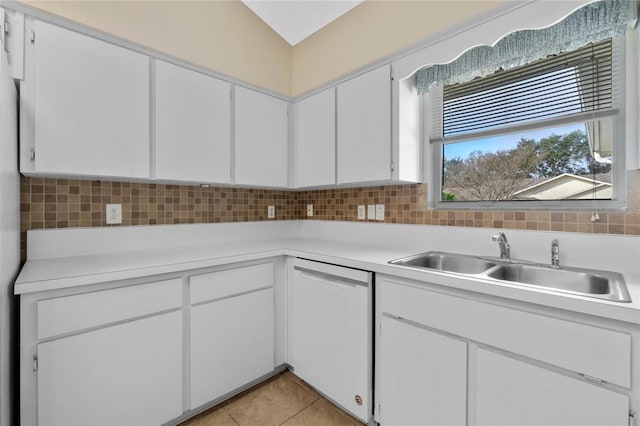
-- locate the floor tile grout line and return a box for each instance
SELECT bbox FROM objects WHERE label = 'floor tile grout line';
[279,373,363,426]
[224,372,318,426]
[281,372,364,425]
[277,398,322,426]
[222,406,241,426]
[181,371,363,426]
[282,372,364,425]
[284,374,364,426]
[281,371,321,401]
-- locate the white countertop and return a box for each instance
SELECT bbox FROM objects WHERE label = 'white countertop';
[15,227,640,324]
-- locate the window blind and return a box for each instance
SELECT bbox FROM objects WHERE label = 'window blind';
[431,38,618,145]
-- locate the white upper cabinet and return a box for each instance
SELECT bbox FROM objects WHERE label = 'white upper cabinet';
[18,19,421,188]
[20,19,150,179]
[293,88,336,188]
[234,86,289,187]
[337,65,392,185]
[155,60,231,184]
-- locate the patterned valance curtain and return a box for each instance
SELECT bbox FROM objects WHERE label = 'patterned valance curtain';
[415,0,637,94]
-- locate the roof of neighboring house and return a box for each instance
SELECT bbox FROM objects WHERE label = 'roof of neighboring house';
[442,173,612,202]
[512,173,612,200]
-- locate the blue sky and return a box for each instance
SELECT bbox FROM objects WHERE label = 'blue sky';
[443,123,585,160]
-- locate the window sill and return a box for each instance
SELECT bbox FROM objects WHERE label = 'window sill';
[432,200,627,211]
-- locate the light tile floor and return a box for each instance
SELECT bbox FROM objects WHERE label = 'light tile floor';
[181,371,364,426]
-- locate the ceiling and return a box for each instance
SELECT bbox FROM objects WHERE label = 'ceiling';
[241,0,364,46]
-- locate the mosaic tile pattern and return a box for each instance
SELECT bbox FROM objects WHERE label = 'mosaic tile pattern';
[20,172,640,261]
[19,177,299,260]
[298,182,640,235]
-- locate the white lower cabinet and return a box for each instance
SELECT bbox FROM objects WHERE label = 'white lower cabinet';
[38,311,183,426]
[376,276,633,426]
[473,347,629,426]
[20,262,279,426]
[190,288,274,408]
[189,263,275,409]
[378,316,467,426]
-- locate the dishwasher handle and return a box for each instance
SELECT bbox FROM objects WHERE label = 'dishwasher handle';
[294,265,370,288]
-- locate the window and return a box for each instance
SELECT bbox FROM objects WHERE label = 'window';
[427,37,625,209]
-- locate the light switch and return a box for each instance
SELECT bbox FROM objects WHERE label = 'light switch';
[375,204,385,221]
[357,205,366,220]
[268,205,275,219]
[367,205,376,220]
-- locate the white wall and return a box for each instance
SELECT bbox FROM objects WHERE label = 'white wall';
[19,0,293,96]
[0,38,21,426]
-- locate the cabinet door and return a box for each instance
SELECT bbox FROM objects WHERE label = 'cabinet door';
[378,316,467,426]
[473,347,629,426]
[155,60,231,183]
[234,86,288,187]
[28,20,150,178]
[292,266,370,421]
[294,88,336,187]
[37,311,183,426]
[337,65,391,184]
[190,288,274,409]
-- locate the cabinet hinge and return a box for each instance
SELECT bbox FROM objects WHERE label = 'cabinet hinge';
[30,30,35,44]
[629,412,635,426]
[378,403,381,416]
[390,161,395,172]
[379,323,382,336]
[32,355,38,372]
[1,15,7,54]
[390,69,394,81]
[30,148,35,161]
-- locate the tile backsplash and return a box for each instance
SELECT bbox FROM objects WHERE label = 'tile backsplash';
[20,173,640,260]
[20,178,298,260]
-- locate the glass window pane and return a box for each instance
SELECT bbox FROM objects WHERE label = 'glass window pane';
[441,121,613,202]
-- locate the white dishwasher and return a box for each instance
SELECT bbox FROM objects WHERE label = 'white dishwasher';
[290,258,372,423]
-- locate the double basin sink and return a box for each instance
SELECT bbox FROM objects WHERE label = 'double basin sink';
[389,251,631,302]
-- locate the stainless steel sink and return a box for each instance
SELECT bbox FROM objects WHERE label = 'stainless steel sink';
[389,251,497,275]
[487,263,631,302]
[389,251,631,303]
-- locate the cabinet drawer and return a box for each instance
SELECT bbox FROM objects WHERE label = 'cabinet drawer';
[379,277,631,388]
[37,278,182,340]
[190,263,274,305]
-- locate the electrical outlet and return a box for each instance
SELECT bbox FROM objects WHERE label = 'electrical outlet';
[367,205,375,220]
[268,205,275,219]
[106,204,122,224]
[307,204,313,217]
[375,204,385,221]
[357,205,366,220]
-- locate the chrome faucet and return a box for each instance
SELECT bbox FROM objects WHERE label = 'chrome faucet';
[492,232,511,261]
[551,239,560,269]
